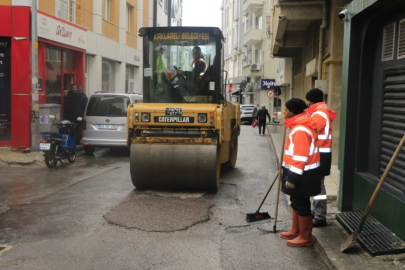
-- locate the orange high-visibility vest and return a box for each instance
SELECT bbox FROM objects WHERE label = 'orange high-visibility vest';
[191,58,207,79]
[307,103,334,154]
[283,116,321,175]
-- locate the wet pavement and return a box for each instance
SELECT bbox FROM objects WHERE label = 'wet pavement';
[0,126,326,270]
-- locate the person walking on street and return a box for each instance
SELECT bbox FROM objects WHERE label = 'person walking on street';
[280,98,322,247]
[256,104,271,135]
[305,88,336,227]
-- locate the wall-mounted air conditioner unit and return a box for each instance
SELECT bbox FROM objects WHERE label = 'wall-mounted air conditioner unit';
[251,64,260,71]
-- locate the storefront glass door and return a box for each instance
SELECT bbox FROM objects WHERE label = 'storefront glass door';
[0,37,11,141]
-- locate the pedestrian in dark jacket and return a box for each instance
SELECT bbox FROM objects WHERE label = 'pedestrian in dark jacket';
[305,88,336,227]
[280,98,322,247]
[256,104,271,135]
[252,103,260,120]
[65,84,88,144]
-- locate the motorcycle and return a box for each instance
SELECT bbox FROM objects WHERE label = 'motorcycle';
[39,116,80,168]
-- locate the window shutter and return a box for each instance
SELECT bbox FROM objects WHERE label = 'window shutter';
[380,69,405,192]
[398,19,405,60]
[382,23,396,62]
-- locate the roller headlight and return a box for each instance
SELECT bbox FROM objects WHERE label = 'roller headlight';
[135,112,139,122]
[141,113,150,122]
[198,113,207,123]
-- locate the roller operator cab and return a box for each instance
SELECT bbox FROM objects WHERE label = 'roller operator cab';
[127,27,241,191]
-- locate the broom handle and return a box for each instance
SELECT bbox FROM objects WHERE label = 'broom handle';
[256,172,279,212]
[273,125,287,232]
[354,133,405,236]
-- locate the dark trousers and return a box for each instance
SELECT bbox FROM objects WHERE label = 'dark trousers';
[290,196,311,216]
[258,119,266,134]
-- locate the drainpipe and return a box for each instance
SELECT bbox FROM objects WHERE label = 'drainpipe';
[274,1,327,78]
[153,0,157,27]
[322,59,342,80]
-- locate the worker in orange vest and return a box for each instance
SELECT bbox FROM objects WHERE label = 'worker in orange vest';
[176,46,207,84]
[305,88,336,227]
[280,98,322,247]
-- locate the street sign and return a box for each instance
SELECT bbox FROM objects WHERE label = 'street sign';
[261,79,276,89]
[267,90,274,98]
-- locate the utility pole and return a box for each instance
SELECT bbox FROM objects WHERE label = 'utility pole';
[31,0,39,150]
[168,0,172,27]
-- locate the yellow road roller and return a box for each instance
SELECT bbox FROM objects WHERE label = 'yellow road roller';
[127,27,240,191]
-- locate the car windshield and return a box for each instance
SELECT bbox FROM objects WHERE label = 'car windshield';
[86,96,130,117]
[142,30,221,104]
[242,106,255,110]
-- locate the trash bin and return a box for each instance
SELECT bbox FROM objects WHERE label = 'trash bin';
[31,104,61,150]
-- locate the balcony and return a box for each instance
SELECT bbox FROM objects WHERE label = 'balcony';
[243,0,263,14]
[271,1,324,57]
[243,28,262,46]
[242,63,262,78]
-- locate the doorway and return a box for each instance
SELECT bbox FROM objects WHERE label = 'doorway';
[64,74,75,92]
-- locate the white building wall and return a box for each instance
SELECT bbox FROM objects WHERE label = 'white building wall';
[85,0,147,96]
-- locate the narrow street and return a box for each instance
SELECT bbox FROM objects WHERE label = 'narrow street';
[0,126,325,270]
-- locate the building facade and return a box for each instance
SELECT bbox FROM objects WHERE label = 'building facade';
[339,0,405,239]
[269,0,351,183]
[221,0,279,116]
[0,0,181,150]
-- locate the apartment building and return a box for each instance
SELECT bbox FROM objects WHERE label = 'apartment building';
[0,0,181,150]
[221,0,279,115]
[269,0,350,179]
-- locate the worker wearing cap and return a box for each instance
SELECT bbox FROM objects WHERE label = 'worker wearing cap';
[305,88,336,227]
[280,98,322,247]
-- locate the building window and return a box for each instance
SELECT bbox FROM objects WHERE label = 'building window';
[255,50,261,64]
[104,0,112,22]
[382,22,395,62]
[126,4,133,32]
[45,47,62,104]
[256,16,262,30]
[55,0,77,23]
[102,59,115,92]
[126,65,135,93]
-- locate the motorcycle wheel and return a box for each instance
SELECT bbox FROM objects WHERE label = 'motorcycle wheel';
[68,144,77,163]
[45,151,57,168]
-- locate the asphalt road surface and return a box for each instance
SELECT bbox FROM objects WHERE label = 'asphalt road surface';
[0,126,325,270]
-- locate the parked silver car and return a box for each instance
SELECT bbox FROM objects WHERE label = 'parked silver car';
[82,92,143,154]
[240,104,256,124]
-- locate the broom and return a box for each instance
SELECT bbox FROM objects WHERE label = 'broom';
[246,172,279,222]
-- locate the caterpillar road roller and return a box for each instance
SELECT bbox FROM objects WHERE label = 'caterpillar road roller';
[127,27,240,191]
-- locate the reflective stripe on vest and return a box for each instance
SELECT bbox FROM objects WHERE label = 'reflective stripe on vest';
[312,111,332,140]
[283,161,320,175]
[288,126,317,156]
[191,58,207,78]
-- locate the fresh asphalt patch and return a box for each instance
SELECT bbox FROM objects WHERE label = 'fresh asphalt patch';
[103,193,215,232]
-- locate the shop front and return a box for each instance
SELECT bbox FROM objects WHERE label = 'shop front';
[0,7,87,149]
[37,11,87,119]
[340,0,405,239]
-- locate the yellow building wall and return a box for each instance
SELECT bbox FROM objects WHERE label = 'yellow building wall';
[0,0,12,5]
[102,0,119,42]
[125,0,137,49]
[77,0,93,31]
[38,0,55,16]
[143,0,149,27]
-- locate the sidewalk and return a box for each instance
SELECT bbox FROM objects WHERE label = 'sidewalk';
[266,125,405,270]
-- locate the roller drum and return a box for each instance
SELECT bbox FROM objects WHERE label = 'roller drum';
[130,143,218,190]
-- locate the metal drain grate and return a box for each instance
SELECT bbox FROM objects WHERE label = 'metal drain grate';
[337,211,405,256]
